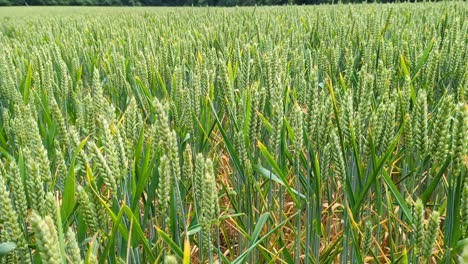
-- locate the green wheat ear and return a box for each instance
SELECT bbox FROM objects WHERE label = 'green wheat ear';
[157,154,172,229]
[100,118,121,184]
[412,199,425,253]
[25,158,46,216]
[193,153,205,206]
[462,182,468,236]
[290,103,304,160]
[31,212,62,264]
[54,140,67,189]
[4,160,27,221]
[45,192,58,224]
[66,228,83,264]
[200,158,219,255]
[76,185,99,235]
[88,141,117,194]
[49,96,69,148]
[115,124,128,181]
[0,174,27,254]
[183,144,194,184]
[431,95,454,164]
[422,211,440,261]
[362,221,373,257]
[341,90,353,146]
[413,89,428,157]
[452,103,467,175]
[321,143,332,181]
[330,129,346,183]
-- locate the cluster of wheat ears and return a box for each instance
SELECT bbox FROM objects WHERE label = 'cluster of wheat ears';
[0,2,467,264]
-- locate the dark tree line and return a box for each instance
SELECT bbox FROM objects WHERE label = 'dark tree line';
[0,0,404,6]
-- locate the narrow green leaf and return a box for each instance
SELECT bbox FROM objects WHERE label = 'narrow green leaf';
[421,158,451,204]
[257,142,301,206]
[232,213,294,264]
[61,136,88,221]
[381,169,413,222]
[156,227,184,259]
[254,164,305,199]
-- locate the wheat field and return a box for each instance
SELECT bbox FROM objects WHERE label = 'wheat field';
[0,3,467,263]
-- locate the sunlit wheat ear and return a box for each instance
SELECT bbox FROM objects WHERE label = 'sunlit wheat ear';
[362,221,373,257]
[123,97,141,160]
[452,103,467,175]
[341,90,353,146]
[431,94,454,164]
[92,67,106,122]
[330,129,346,183]
[0,175,27,254]
[398,76,412,121]
[66,228,83,264]
[180,88,193,132]
[2,109,11,137]
[193,153,205,206]
[422,211,440,261]
[37,143,53,188]
[84,94,96,136]
[321,143,332,181]
[3,160,27,221]
[54,140,67,188]
[0,54,22,105]
[0,225,5,245]
[157,154,172,228]
[45,192,58,224]
[183,144,194,184]
[153,97,170,134]
[25,158,46,215]
[348,100,359,144]
[100,118,122,183]
[405,114,413,154]
[0,249,19,264]
[70,88,84,130]
[290,103,304,160]
[76,186,99,235]
[413,89,428,157]
[88,141,117,194]
[235,130,247,164]
[49,96,69,148]
[190,65,202,118]
[92,191,109,232]
[375,97,396,155]
[200,158,218,255]
[31,212,62,264]
[462,183,468,235]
